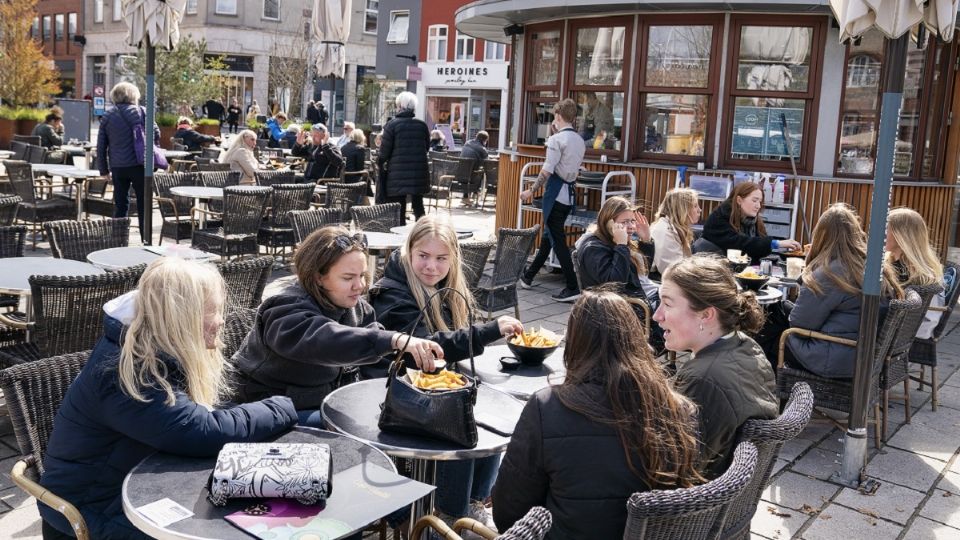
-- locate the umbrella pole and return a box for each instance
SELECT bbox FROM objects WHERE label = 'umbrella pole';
[143,44,156,246]
[832,33,908,489]
[329,73,335,130]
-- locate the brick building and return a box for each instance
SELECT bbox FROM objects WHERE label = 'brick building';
[32,0,84,98]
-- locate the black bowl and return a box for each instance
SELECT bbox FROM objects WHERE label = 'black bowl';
[728,260,750,274]
[507,341,560,366]
[736,275,770,292]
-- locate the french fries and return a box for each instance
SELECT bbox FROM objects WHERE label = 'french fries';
[408,369,467,391]
[738,269,763,279]
[510,326,559,348]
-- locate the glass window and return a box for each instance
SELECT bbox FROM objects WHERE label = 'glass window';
[525,97,558,145]
[642,94,709,156]
[216,0,238,15]
[42,16,51,41]
[113,0,122,21]
[428,25,448,62]
[68,13,77,40]
[573,26,627,86]
[894,47,926,176]
[527,29,561,87]
[485,41,506,62]
[186,0,198,14]
[263,0,279,20]
[455,33,475,62]
[55,14,64,41]
[94,0,103,23]
[364,0,378,34]
[572,91,624,151]
[645,26,713,88]
[729,97,806,162]
[920,46,951,178]
[31,17,39,39]
[386,11,409,44]
[836,32,883,176]
[736,26,813,92]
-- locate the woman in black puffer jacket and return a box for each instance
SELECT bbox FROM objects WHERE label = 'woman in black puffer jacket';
[377,91,430,220]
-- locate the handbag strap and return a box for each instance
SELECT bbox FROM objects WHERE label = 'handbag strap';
[388,286,478,386]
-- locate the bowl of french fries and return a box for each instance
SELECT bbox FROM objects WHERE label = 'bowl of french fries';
[406,368,470,392]
[507,326,561,366]
[735,268,770,292]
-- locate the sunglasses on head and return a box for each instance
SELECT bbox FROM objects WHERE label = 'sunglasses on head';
[334,233,368,251]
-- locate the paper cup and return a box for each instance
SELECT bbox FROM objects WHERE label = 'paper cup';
[727,249,743,261]
[786,258,806,279]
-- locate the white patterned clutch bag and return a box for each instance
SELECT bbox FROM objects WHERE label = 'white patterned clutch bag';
[208,443,332,506]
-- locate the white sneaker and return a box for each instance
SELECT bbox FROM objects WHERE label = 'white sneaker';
[467,500,497,533]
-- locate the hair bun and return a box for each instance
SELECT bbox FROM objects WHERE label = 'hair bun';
[735,291,765,334]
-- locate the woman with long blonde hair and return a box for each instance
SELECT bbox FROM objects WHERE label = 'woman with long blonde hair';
[886,207,948,338]
[785,203,903,378]
[221,129,261,185]
[650,188,701,275]
[39,259,298,538]
[494,291,703,538]
[370,215,522,529]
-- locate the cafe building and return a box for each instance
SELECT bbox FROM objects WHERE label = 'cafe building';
[417,62,510,149]
[455,0,960,256]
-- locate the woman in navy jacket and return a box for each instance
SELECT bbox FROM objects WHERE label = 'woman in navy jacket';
[39,258,299,539]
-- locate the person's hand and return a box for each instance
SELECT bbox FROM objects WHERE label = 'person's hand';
[633,210,651,242]
[497,316,524,338]
[296,131,306,145]
[520,189,533,204]
[779,239,802,251]
[394,334,444,373]
[608,219,629,245]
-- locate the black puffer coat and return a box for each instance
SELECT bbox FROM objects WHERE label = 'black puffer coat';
[699,201,774,262]
[377,110,430,196]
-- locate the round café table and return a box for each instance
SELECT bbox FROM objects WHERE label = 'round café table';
[122,427,397,540]
[322,378,524,536]
[0,257,103,339]
[457,344,565,401]
[389,225,476,240]
[87,246,218,271]
[169,185,267,228]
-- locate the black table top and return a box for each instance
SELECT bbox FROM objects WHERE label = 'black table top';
[458,344,565,401]
[122,427,394,540]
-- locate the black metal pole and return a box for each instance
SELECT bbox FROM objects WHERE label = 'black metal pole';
[143,44,156,246]
[834,32,908,487]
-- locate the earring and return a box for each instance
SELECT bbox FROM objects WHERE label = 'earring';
[699,322,704,332]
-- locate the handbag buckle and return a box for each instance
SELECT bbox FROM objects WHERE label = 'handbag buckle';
[262,447,287,459]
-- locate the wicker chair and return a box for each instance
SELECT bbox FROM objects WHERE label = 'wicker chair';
[460,241,495,292]
[170,158,196,173]
[9,140,29,161]
[776,290,921,449]
[217,256,273,309]
[880,281,942,438]
[0,194,21,225]
[0,350,91,539]
[79,177,116,218]
[0,266,145,368]
[192,186,272,259]
[0,225,27,314]
[197,162,231,172]
[622,442,758,540]
[325,181,367,214]
[910,262,960,411]
[258,183,314,260]
[201,147,222,160]
[721,383,814,540]
[44,217,130,261]
[222,307,257,360]
[475,225,540,320]
[451,157,484,203]
[429,158,458,211]
[289,208,344,244]
[197,170,242,215]
[478,159,499,210]
[4,161,75,249]
[350,202,403,233]
[255,170,297,187]
[153,171,198,244]
[412,506,552,540]
[25,144,46,164]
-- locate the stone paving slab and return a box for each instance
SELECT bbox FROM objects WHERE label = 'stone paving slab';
[761,471,840,512]
[865,446,948,492]
[750,501,811,540]
[918,489,960,529]
[901,516,960,539]
[833,482,926,525]
[884,422,960,462]
[799,503,902,540]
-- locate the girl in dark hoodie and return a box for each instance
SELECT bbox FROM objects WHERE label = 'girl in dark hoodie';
[698,182,801,262]
[370,215,523,532]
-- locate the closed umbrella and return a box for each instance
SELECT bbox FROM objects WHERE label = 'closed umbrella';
[122,0,187,246]
[312,0,351,127]
[827,0,958,488]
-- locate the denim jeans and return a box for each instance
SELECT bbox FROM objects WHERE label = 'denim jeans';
[524,202,578,290]
[296,409,325,429]
[434,455,501,517]
[111,165,146,242]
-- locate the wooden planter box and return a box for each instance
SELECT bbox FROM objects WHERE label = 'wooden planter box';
[17,119,38,137]
[0,119,15,149]
[197,124,220,136]
[159,126,178,149]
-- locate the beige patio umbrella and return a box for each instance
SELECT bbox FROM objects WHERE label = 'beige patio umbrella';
[312,0,351,126]
[832,0,958,42]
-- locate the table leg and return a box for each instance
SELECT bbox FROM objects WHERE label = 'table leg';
[408,458,437,540]
[23,294,33,343]
[75,179,85,220]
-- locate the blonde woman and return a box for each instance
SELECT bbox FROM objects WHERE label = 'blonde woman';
[221,129,261,184]
[370,215,523,530]
[886,207,947,338]
[39,259,298,538]
[650,188,701,275]
[785,204,903,378]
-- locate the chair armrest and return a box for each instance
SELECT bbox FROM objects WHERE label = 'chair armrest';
[192,206,222,219]
[778,327,858,368]
[0,312,30,331]
[12,457,89,540]
[454,518,498,540]
[928,306,949,313]
[410,515,462,540]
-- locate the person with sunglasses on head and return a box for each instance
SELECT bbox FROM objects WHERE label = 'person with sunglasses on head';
[232,226,444,427]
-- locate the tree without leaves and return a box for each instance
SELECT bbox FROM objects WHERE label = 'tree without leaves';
[0,0,61,107]
[268,15,310,119]
[122,35,227,114]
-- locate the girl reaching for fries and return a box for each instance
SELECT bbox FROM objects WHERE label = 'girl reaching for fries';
[370,215,522,533]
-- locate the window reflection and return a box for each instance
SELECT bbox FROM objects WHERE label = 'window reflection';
[645,26,713,88]
[730,97,805,162]
[528,30,561,87]
[574,26,626,86]
[643,94,708,156]
[895,47,926,176]
[572,91,623,150]
[736,26,812,93]
[837,32,883,175]
[526,99,557,145]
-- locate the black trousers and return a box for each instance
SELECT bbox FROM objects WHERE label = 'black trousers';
[524,202,578,290]
[377,192,425,222]
[111,165,146,242]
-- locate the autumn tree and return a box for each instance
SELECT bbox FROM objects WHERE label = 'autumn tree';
[122,35,227,113]
[0,0,61,107]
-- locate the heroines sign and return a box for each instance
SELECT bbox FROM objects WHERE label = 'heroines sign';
[418,62,509,89]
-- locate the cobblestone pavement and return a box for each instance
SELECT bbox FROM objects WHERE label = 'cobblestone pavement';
[1,205,959,539]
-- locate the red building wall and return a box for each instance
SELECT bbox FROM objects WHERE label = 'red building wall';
[34,0,84,96]
[418,0,510,63]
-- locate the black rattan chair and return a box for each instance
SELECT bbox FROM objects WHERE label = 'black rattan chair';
[217,256,274,310]
[153,171,198,244]
[451,157,484,203]
[222,307,257,360]
[197,162,231,172]
[721,383,814,540]
[478,158,499,210]
[460,241,494,291]
[79,177,116,219]
[9,140,29,161]
[258,184,314,260]
[255,170,297,187]
[0,266,145,367]
[289,208,344,244]
[475,225,540,320]
[325,181,367,214]
[0,194,21,225]
[776,290,921,449]
[4,161,75,249]
[429,158,457,211]
[201,147,222,160]
[910,262,960,411]
[0,225,26,258]
[0,350,91,539]
[198,170,242,215]
[25,144,46,164]
[350,202,403,233]
[412,506,552,540]
[44,217,130,262]
[622,442,758,540]
[192,186,272,259]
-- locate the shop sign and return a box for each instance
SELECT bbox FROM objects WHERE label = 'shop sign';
[93,85,105,116]
[204,54,255,72]
[731,105,803,159]
[419,62,508,89]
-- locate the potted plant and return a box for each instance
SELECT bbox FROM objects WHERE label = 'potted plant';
[0,107,17,149]
[15,107,47,137]
[156,113,178,149]
[196,118,221,137]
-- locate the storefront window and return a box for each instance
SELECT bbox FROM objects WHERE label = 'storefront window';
[525,95,557,145]
[527,29,561,87]
[642,94,708,156]
[735,26,812,92]
[573,25,627,86]
[730,97,805,162]
[920,45,951,178]
[645,25,713,88]
[836,32,883,176]
[572,91,623,150]
[895,48,925,176]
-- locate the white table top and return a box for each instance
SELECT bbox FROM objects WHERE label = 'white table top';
[390,225,476,240]
[169,186,223,199]
[362,231,407,250]
[87,246,218,271]
[0,257,104,294]
[30,164,100,178]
